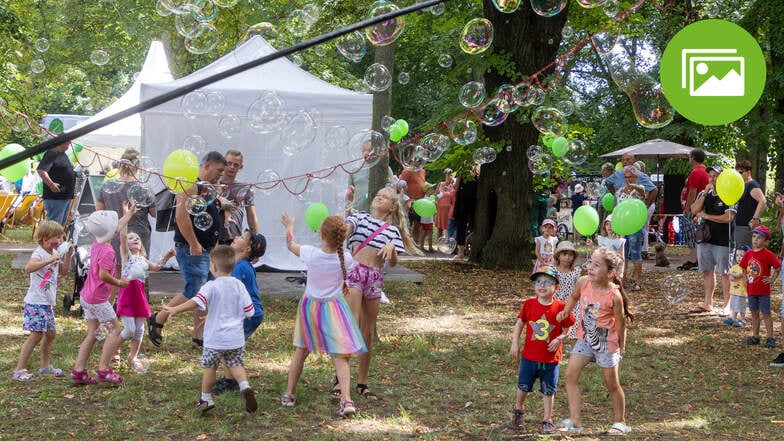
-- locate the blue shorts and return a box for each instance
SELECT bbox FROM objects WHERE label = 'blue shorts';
[244,313,264,340]
[22,303,56,332]
[517,357,559,395]
[43,199,71,227]
[748,295,771,314]
[625,229,645,262]
[175,246,211,299]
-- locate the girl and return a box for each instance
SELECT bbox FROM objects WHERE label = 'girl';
[556,247,634,436]
[12,221,73,381]
[534,219,558,273]
[116,224,175,372]
[280,214,366,417]
[553,241,582,339]
[340,186,420,399]
[70,205,134,385]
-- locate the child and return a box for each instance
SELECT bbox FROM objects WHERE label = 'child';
[71,207,134,385]
[280,213,366,417]
[587,215,626,283]
[163,245,258,414]
[12,220,73,381]
[724,247,748,327]
[509,266,575,433]
[557,247,634,436]
[553,241,582,340]
[534,219,558,273]
[738,225,781,348]
[213,230,267,395]
[419,183,436,252]
[116,224,175,372]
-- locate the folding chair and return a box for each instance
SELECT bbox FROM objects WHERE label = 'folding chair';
[0,193,19,240]
[7,194,39,228]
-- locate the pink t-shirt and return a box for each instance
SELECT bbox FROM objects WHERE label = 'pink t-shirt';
[576,279,620,353]
[80,241,116,304]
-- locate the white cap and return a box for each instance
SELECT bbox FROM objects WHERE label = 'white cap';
[574,184,584,194]
[86,210,118,243]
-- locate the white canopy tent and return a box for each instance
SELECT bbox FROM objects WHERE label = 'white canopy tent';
[140,36,373,269]
[68,41,173,171]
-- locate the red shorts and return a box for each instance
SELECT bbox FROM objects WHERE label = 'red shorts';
[421,223,433,231]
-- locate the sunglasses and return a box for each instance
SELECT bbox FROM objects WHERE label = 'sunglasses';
[532,279,556,287]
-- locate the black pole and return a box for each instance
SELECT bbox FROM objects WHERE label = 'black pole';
[0,0,448,170]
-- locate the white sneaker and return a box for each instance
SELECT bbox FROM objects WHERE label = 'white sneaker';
[379,292,391,304]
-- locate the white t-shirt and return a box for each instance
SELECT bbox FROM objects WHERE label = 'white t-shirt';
[122,255,149,281]
[193,277,254,350]
[300,245,355,301]
[24,246,59,306]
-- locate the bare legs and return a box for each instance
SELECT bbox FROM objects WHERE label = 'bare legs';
[346,288,380,388]
[15,330,57,372]
[564,354,626,428]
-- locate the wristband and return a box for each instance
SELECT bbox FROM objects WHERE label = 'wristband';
[286,231,294,244]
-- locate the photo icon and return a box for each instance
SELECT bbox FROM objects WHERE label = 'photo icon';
[681,49,744,97]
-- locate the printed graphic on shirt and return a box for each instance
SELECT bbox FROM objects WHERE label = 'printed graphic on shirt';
[582,302,609,352]
[529,313,556,342]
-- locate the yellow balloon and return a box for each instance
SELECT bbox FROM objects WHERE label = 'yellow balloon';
[103,168,119,181]
[716,169,744,206]
[615,161,623,171]
[163,149,199,193]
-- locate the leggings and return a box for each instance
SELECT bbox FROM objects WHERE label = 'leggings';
[120,316,145,341]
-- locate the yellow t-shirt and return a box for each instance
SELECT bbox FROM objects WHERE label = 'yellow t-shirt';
[729,264,747,297]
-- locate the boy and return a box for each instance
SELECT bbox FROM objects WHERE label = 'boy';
[724,247,748,327]
[738,226,781,348]
[509,266,575,434]
[163,245,257,414]
[213,230,267,395]
[419,183,436,252]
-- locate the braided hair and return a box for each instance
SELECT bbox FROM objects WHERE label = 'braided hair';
[321,215,350,295]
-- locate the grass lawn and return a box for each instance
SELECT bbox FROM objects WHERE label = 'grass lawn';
[0,231,783,440]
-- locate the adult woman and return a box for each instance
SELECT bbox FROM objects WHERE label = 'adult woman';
[435,169,456,239]
[616,166,646,291]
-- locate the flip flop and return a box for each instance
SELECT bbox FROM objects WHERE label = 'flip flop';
[688,306,712,314]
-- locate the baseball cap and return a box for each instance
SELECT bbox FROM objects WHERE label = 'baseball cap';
[574,184,584,194]
[86,210,118,243]
[541,218,557,228]
[706,165,723,174]
[752,225,771,239]
[423,182,435,191]
[530,265,559,283]
[249,231,267,260]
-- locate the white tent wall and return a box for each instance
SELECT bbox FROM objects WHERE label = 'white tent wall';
[140,36,372,270]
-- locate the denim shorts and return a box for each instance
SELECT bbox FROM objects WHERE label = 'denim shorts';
[517,357,559,395]
[748,295,771,314]
[43,199,71,227]
[625,229,645,262]
[175,246,211,299]
[571,338,622,368]
[23,303,56,332]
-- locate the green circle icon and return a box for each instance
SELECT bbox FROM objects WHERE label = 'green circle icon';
[660,19,765,126]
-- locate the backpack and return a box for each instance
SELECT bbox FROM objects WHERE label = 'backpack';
[155,190,177,232]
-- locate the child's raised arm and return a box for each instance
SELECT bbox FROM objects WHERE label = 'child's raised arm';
[146,249,176,272]
[280,213,301,257]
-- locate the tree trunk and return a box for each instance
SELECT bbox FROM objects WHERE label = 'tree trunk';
[369,44,395,207]
[471,2,569,270]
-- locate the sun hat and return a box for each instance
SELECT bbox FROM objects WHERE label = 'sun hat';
[249,231,267,260]
[706,164,723,174]
[530,265,559,283]
[541,218,557,228]
[752,225,771,239]
[86,210,118,243]
[604,214,613,223]
[554,241,577,259]
[574,184,584,194]
[423,182,435,192]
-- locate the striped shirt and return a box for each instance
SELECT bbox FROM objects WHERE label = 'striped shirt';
[193,277,254,350]
[347,212,405,254]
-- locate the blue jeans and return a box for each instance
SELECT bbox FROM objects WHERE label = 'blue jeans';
[43,199,71,227]
[244,313,264,340]
[175,246,211,299]
[447,219,457,239]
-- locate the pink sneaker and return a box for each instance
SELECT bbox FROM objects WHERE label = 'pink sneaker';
[70,370,98,385]
[95,368,124,384]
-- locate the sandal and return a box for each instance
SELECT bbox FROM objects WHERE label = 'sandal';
[632,283,641,291]
[12,369,34,382]
[70,369,98,385]
[541,421,556,434]
[147,312,164,347]
[192,338,204,349]
[95,368,124,385]
[280,393,296,407]
[38,366,64,377]
[356,383,378,400]
[330,376,341,399]
[558,418,583,433]
[608,422,632,436]
[338,399,356,417]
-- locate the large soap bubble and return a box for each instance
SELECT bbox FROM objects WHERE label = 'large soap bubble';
[281,111,317,156]
[530,0,568,17]
[247,91,287,134]
[30,59,45,74]
[562,139,588,166]
[185,23,219,55]
[256,169,280,195]
[324,125,350,151]
[662,275,688,304]
[459,82,486,108]
[365,1,405,46]
[492,0,522,13]
[626,76,674,129]
[127,183,155,208]
[531,107,566,136]
[345,130,387,173]
[286,9,313,37]
[35,38,50,53]
[460,18,494,54]
[194,212,214,231]
[473,98,510,126]
[181,91,208,119]
[364,63,392,92]
[90,49,109,66]
[448,118,478,146]
[336,31,366,63]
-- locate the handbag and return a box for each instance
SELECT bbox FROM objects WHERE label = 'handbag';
[352,223,390,256]
[696,222,711,244]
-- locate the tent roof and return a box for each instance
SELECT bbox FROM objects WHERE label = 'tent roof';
[600,139,716,159]
[68,41,173,149]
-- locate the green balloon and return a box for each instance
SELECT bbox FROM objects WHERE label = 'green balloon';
[601,193,614,212]
[551,137,568,157]
[36,181,43,195]
[573,205,600,237]
[396,119,409,137]
[389,123,403,142]
[611,198,647,236]
[0,143,30,182]
[72,142,84,153]
[305,202,330,232]
[542,134,556,148]
[48,118,64,134]
[412,198,436,217]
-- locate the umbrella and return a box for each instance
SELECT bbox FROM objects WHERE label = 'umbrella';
[599,138,716,159]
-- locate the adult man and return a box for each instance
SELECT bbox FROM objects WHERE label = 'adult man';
[605,153,659,252]
[36,142,76,227]
[399,164,426,240]
[691,165,735,314]
[733,160,766,249]
[218,150,259,245]
[148,151,227,348]
[678,149,709,270]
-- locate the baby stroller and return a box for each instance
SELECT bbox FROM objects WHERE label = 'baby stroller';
[62,214,92,313]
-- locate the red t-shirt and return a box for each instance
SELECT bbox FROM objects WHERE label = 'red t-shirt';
[739,248,782,295]
[399,168,426,200]
[516,297,576,363]
[684,165,709,211]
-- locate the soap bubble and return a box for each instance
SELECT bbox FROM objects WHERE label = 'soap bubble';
[345,129,387,172]
[127,183,155,208]
[575,0,607,7]
[626,76,674,129]
[436,236,457,254]
[591,29,618,55]
[585,181,602,198]
[396,143,426,171]
[174,6,203,38]
[365,1,405,46]
[247,91,287,134]
[281,111,318,156]
[438,53,453,68]
[528,153,553,175]
[101,179,124,195]
[35,38,50,53]
[492,0,522,13]
[364,63,392,92]
[459,81,486,108]
[95,322,114,341]
[185,195,207,215]
[185,23,219,54]
[303,3,321,23]
[524,86,546,106]
[156,0,173,16]
[214,0,239,7]
[473,146,497,165]
[562,139,588,166]
[381,116,396,133]
[530,0,568,17]
[241,22,279,45]
[556,100,575,116]
[325,125,350,151]
[398,71,410,85]
[527,145,543,159]
[90,49,109,66]
[132,354,151,374]
[448,118,478,146]
[662,275,688,304]
[30,59,45,74]
[562,25,574,39]
[473,98,509,127]
[218,115,242,139]
[531,107,566,136]
[336,31,366,63]
[196,181,217,205]
[496,84,521,113]
[181,91,208,119]
[206,92,224,115]
[182,134,208,157]
[256,169,280,195]
[428,3,446,15]
[603,0,620,18]
[192,0,217,22]
[460,18,494,54]
[286,9,313,37]
[194,212,214,231]
[601,44,636,91]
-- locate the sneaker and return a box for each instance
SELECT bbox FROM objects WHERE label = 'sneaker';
[38,366,64,376]
[765,337,777,348]
[213,378,239,395]
[542,420,556,434]
[195,398,215,414]
[241,387,258,413]
[512,408,524,429]
[678,261,697,270]
[771,353,784,367]
[95,368,124,384]
[734,320,746,327]
[723,317,735,326]
[70,369,98,385]
[745,336,761,345]
[281,393,296,407]
[338,399,356,417]
[11,369,34,382]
